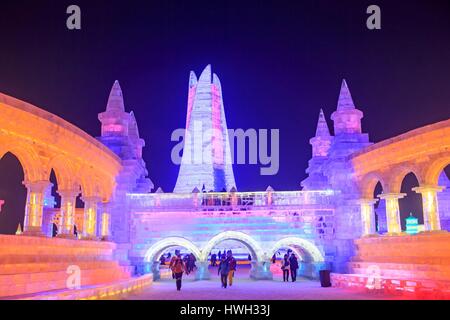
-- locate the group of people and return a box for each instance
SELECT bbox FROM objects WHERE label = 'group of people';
[210,250,247,266]
[183,253,197,275]
[217,250,237,288]
[168,249,237,291]
[168,249,300,291]
[162,252,197,274]
[280,252,299,282]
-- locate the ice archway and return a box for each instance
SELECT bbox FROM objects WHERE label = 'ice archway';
[144,237,202,263]
[200,231,265,262]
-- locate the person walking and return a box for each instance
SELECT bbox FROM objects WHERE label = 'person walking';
[211,253,217,266]
[184,254,191,275]
[169,250,180,279]
[170,251,185,291]
[227,250,237,287]
[289,253,299,282]
[281,254,290,282]
[218,255,230,288]
[189,253,197,272]
[160,254,166,266]
[52,222,58,238]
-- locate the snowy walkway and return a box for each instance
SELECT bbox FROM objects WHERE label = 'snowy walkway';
[125,267,399,300]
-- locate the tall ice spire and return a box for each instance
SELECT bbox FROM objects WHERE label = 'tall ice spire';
[174,65,236,193]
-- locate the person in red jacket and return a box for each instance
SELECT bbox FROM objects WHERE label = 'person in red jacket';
[170,250,185,291]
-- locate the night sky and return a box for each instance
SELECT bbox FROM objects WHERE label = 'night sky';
[0,0,449,233]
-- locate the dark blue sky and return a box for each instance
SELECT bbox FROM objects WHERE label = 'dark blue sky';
[0,0,449,194]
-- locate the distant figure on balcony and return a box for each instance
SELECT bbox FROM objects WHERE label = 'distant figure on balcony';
[289,253,299,282]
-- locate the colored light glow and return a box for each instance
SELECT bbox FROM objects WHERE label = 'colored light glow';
[422,190,439,230]
[101,212,110,237]
[413,186,444,231]
[30,193,38,227]
[211,84,224,166]
[405,214,419,235]
[360,199,377,236]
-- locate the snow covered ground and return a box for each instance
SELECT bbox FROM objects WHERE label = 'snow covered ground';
[125,266,399,300]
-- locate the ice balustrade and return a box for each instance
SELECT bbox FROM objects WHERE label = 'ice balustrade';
[127,190,336,211]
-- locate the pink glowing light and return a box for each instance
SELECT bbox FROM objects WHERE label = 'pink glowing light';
[211,84,224,165]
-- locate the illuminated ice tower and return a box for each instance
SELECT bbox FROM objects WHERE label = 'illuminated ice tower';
[174,65,236,193]
[98,81,153,260]
[301,109,333,190]
[98,80,153,194]
[325,79,372,272]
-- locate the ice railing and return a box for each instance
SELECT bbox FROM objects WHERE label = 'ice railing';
[127,190,336,211]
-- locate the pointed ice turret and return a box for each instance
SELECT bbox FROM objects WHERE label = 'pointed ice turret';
[129,111,140,139]
[315,109,331,137]
[155,187,164,194]
[15,223,23,235]
[192,186,200,193]
[98,80,131,138]
[212,73,222,91]
[106,80,125,112]
[310,109,333,158]
[189,71,198,88]
[331,79,364,135]
[337,80,355,110]
[301,109,333,190]
[198,64,212,84]
[129,111,145,159]
[174,65,237,193]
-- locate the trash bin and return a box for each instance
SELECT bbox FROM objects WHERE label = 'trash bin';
[319,270,331,287]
